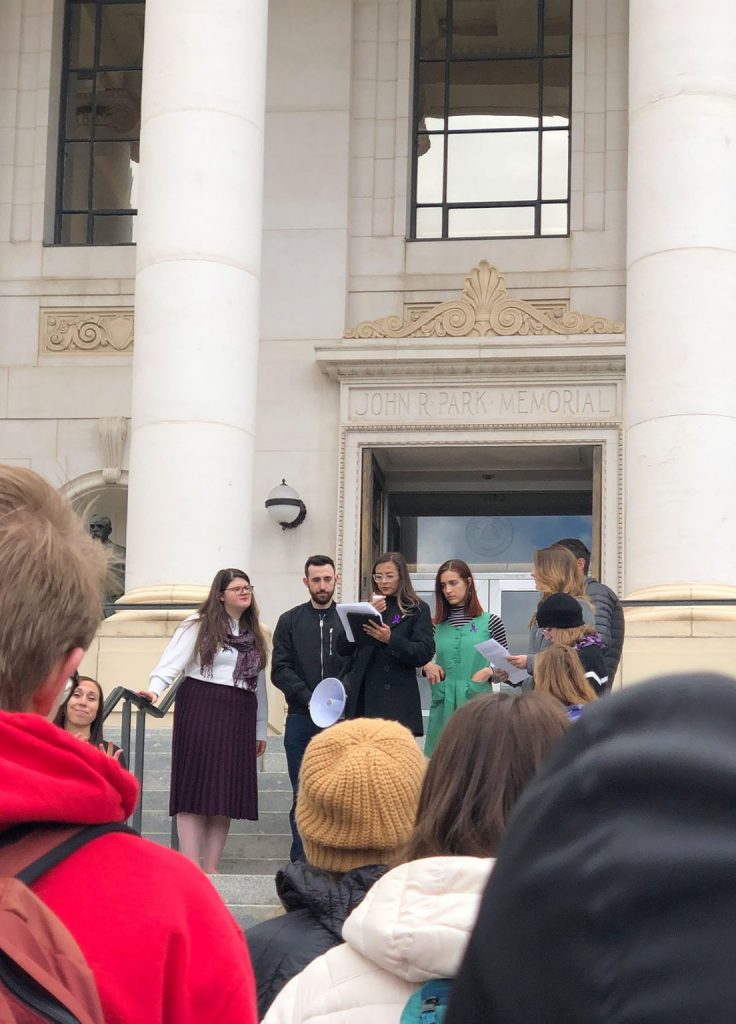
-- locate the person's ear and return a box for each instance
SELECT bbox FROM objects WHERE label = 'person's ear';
[31,647,85,718]
[303,576,309,588]
[334,573,340,585]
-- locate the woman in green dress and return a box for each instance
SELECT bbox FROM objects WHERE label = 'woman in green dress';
[423,559,508,756]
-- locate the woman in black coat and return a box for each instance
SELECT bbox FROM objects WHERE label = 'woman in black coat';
[339,551,434,736]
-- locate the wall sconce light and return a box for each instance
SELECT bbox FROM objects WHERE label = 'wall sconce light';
[265,479,307,530]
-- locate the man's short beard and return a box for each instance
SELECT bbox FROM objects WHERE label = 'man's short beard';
[311,590,334,605]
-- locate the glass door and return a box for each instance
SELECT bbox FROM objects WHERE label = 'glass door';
[411,572,537,656]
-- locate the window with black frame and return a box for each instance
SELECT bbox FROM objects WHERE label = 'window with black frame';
[55,0,144,245]
[411,0,572,240]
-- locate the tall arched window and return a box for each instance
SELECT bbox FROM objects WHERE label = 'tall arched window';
[55,0,144,245]
[411,0,572,240]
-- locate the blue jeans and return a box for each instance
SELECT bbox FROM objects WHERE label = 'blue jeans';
[283,713,322,862]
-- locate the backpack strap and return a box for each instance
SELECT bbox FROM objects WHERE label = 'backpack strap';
[0,823,138,883]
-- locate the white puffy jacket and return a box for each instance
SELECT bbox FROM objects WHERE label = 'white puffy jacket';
[262,855,494,1024]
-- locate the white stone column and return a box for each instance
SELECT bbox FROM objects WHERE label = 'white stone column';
[123,0,268,604]
[624,1,736,600]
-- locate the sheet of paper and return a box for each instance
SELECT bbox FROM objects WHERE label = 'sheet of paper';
[336,601,381,643]
[474,638,529,685]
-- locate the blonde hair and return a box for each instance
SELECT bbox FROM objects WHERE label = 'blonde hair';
[0,466,109,710]
[535,645,596,707]
[551,624,597,647]
[530,545,592,627]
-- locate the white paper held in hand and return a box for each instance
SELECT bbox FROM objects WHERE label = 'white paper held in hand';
[336,601,381,642]
[474,638,528,685]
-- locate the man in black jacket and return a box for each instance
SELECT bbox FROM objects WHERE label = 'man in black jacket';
[556,537,625,684]
[271,555,349,862]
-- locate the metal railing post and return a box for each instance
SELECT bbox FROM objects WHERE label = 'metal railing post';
[120,698,132,764]
[131,705,147,834]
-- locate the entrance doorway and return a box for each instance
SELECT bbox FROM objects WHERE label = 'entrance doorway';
[359,442,602,653]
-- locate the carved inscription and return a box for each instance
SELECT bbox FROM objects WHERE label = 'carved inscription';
[348,385,617,422]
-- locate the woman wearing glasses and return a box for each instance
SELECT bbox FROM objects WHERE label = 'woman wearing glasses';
[139,568,268,872]
[339,552,434,736]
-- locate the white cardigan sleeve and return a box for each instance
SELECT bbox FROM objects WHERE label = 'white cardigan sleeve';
[255,668,268,742]
[148,617,198,697]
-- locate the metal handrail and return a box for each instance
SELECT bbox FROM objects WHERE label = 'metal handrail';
[102,680,184,849]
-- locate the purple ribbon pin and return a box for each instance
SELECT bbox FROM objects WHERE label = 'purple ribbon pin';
[470,622,478,633]
[391,614,401,625]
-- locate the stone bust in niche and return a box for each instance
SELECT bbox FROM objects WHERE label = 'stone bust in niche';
[89,513,126,607]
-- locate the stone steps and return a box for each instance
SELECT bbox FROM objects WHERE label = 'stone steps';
[110,728,290,925]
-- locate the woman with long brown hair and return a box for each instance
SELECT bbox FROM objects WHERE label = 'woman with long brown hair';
[139,568,268,872]
[339,551,434,735]
[507,544,596,685]
[422,558,508,756]
[54,673,127,766]
[534,644,597,721]
[261,692,568,1023]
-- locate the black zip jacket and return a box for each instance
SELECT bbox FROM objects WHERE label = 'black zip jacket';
[246,861,385,1019]
[271,602,349,715]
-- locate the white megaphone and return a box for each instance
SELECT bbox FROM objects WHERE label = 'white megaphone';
[309,677,347,728]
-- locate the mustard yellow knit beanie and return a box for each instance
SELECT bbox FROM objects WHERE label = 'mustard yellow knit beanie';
[296,717,425,873]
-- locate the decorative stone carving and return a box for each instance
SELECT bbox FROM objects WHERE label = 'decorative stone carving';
[345,261,625,339]
[98,417,129,486]
[41,309,134,354]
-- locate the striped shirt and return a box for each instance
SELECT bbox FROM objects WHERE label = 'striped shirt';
[446,607,508,649]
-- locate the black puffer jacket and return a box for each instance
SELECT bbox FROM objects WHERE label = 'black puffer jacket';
[245,861,386,1019]
[585,577,624,682]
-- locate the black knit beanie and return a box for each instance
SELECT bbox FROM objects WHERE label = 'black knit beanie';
[535,591,584,628]
[446,674,736,1024]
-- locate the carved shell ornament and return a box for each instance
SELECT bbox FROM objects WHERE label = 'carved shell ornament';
[345,261,624,339]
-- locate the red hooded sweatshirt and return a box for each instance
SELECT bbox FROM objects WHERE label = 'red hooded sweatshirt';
[0,710,258,1024]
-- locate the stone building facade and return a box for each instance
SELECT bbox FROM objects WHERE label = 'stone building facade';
[1,0,735,723]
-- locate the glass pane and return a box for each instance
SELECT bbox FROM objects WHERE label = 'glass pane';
[415,206,443,238]
[416,134,444,203]
[414,514,593,567]
[544,0,572,55]
[417,61,446,124]
[100,3,145,67]
[541,202,568,235]
[93,72,142,140]
[92,142,135,208]
[449,61,539,126]
[61,213,88,244]
[541,130,568,199]
[448,206,535,238]
[68,3,96,68]
[65,72,95,140]
[62,142,90,209]
[447,132,538,203]
[452,0,538,58]
[93,214,134,244]
[543,58,571,123]
[418,0,447,59]
[499,590,540,657]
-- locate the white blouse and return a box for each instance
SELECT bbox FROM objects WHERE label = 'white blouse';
[149,615,268,741]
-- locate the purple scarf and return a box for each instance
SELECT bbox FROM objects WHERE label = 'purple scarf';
[576,632,605,650]
[223,628,261,691]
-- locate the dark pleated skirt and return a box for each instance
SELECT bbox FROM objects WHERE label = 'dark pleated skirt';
[169,676,258,820]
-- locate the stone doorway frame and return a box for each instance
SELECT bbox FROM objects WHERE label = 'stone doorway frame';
[337,419,623,600]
